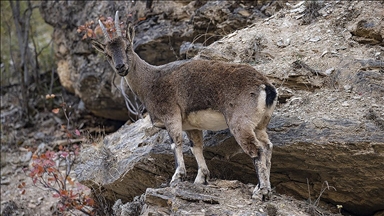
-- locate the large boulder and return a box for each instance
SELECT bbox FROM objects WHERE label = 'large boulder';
[76,113,384,215]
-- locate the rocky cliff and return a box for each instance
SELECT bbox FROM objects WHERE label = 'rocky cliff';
[40,1,384,215]
[40,0,268,120]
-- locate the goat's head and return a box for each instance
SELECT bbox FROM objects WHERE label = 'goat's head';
[91,11,134,77]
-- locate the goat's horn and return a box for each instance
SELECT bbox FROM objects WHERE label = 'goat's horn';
[98,20,111,41]
[115,11,122,37]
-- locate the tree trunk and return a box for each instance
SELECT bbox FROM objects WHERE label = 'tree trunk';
[10,0,33,119]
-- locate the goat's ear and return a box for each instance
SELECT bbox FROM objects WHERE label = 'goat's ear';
[91,39,105,53]
[126,23,135,44]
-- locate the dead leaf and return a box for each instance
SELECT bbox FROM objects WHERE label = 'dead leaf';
[52,108,60,114]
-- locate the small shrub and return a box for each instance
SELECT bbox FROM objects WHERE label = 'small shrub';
[306,179,338,216]
[19,95,96,215]
[22,146,95,215]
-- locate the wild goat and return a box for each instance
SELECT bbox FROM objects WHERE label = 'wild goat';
[92,11,278,200]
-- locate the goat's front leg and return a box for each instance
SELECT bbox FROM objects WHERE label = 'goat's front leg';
[186,130,210,184]
[166,120,186,186]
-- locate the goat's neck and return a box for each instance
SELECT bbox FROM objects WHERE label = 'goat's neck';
[125,49,156,100]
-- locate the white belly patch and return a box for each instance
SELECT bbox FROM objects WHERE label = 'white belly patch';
[182,109,228,131]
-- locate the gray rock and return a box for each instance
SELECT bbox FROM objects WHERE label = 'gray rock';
[76,113,384,215]
[348,18,384,45]
[324,67,334,75]
[21,151,32,163]
[276,38,290,48]
[112,180,316,216]
[309,36,321,42]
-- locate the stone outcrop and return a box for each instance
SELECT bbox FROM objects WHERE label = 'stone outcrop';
[348,18,384,45]
[112,180,330,216]
[76,111,384,215]
[75,1,384,215]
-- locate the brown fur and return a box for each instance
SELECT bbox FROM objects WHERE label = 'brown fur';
[92,20,278,200]
[144,60,270,121]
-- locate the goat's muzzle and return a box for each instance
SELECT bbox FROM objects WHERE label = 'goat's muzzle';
[117,67,128,76]
[116,63,124,71]
[116,65,128,76]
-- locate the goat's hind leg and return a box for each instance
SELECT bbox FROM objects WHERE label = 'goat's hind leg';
[255,129,273,193]
[186,130,210,184]
[229,120,271,201]
[252,144,272,201]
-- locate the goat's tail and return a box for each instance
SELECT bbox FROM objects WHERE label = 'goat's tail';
[265,84,277,107]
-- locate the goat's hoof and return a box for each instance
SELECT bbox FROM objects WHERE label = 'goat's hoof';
[170,174,186,187]
[252,187,272,201]
[170,177,185,187]
[169,179,181,187]
[262,191,272,201]
[194,174,209,185]
[194,179,209,185]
